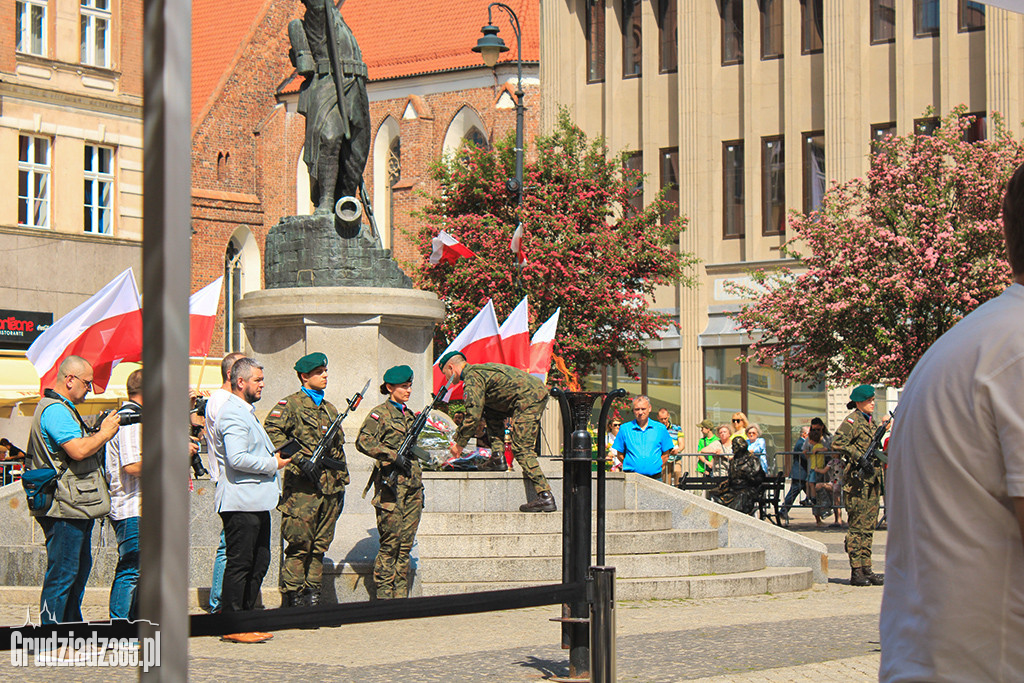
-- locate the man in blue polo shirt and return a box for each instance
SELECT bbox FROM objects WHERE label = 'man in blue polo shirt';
[609,395,676,478]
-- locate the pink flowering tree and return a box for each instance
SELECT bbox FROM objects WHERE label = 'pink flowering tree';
[411,111,697,380]
[732,108,1024,386]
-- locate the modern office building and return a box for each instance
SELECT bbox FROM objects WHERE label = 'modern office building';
[544,0,1024,449]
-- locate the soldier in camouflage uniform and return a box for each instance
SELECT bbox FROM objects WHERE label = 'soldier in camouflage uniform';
[440,351,556,513]
[832,384,888,587]
[356,365,423,600]
[264,352,349,607]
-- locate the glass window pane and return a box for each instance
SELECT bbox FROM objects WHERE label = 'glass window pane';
[704,347,743,427]
[19,136,30,163]
[747,362,785,472]
[19,170,29,198]
[85,145,94,172]
[648,350,681,421]
[31,5,44,54]
[19,196,28,226]
[99,147,112,173]
[34,138,48,165]
[588,0,605,83]
[804,132,825,214]
[96,17,107,66]
[81,14,89,63]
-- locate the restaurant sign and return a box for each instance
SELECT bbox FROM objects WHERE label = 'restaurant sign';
[0,310,53,350]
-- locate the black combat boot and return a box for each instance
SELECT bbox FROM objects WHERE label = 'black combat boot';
[307,586,321,607]
[864,569,884,585]
[850,567,871,587]
[486,452,508,472]
[282,590,302,608]
[520,491,557,513]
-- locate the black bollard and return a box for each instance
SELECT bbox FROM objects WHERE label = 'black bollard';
[589,565,616,683]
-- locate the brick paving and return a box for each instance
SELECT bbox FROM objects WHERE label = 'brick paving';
[0,505,887,682]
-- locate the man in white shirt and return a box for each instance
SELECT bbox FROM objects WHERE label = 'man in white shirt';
[105,369,143,620]
[202,351,244,614]
[880,163,1024,682]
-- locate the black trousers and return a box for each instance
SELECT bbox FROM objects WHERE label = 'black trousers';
[219,510,271,612]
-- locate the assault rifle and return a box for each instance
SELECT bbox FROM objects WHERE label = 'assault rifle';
[856,409,895,478]
[296,378,371,492]
[382,380,454,493]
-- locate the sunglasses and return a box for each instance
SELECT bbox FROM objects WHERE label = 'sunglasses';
[732,418,742,423]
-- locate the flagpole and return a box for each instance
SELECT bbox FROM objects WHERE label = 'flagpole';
[195,355,209,391]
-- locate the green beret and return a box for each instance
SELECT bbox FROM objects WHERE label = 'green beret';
[847,384,875,409]
[438,350,466,368]
[294,352,328,374]
[383,365,413,385]
[698,419,715,431]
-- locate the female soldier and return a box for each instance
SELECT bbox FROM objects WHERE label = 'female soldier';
[356,365,423,600]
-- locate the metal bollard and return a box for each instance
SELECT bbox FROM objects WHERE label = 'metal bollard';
[589,566,616,683]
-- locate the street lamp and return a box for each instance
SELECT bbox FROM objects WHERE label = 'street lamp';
[473,2,524,206]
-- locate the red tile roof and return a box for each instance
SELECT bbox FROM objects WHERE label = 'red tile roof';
[191,0,274,126]
[344,0,540,81]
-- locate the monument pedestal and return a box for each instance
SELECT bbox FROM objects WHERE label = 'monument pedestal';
[235,286,444,427]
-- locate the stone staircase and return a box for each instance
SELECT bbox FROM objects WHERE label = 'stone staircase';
[0,468,825,608]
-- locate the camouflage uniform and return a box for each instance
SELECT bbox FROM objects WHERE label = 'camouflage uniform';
[264,392,349,596]
[455,363,551,495]
[356,401,423,599]
[832,410,883,570]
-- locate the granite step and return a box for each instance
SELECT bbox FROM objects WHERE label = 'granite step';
[416,509,674,535]
[416,528,720,558]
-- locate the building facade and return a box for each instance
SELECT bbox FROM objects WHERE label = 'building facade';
[543,0,1024,449]
[0,0,144,430]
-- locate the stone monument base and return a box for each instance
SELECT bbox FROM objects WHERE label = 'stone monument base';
[235,286,444,432]
[264,214,412,289]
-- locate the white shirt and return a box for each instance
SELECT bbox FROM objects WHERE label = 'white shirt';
[203,387,233,483]
[880,284,1024,682]
[105,420,141,521]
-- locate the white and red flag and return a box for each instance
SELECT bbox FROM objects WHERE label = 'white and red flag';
[528,308,561,380]
[433,299,503,399]
[498,296,530,371]
[27,268,143,394]
[510,222,526,266]
[188,276,223,357]
[429,230,476,265]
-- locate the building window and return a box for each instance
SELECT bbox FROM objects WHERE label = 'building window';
[16,1,47,56]
[463,127,489,149]
[959,0,985,32]
[84,145,114,235]
[871,122,897,154]
[224,239,242,353]
[962,111,986,142]
[18,135,50,229]
[622,0,642,78]
[801,0,823,54]
[660,147,679,226]
[80,0,110,68]
[723,140,744,239]
[914,0,940,38]
[587,0,605,83]
[760,0,783,60]
[915,116,940,136]
[721,0,743,65]
[871,0,896,44]
[623,151,643,216]
[803,132,825,214]
[762,136,785,235]
[658,0,677,73]
[387,136,401,248]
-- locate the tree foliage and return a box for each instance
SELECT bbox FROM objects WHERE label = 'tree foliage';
[732,108,1024,386]
[411,110,697,380]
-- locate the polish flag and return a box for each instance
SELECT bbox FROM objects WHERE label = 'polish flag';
[27,268,143,394]
[189,276,223,357]
[510,222,526,266]
[528,308,561,380]
[429,230,476,265]
[498,296,530,371]
[433,300,503,400]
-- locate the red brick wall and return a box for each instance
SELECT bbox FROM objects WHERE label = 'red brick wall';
[118,0,143,96]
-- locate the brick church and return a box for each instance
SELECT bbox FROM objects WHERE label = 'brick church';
[190,0,540,357]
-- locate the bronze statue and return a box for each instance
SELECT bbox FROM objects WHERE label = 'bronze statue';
[289,0,373,235]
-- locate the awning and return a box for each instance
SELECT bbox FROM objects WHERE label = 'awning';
[0,355,224,416]
[697,311,754,348]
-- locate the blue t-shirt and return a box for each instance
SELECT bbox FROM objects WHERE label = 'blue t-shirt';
[748,437,767,473]
[39,399,84,454]
[612,420,674,477]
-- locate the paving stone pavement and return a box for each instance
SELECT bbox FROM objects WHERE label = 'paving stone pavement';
[0,505,887,682]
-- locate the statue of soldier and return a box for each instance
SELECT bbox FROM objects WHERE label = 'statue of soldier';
[264,352,349,607]
[288,0,370,221]
[832,384,889,587]
[440,351,557,513]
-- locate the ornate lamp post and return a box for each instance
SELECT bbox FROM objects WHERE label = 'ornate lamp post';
[473,2,525,207]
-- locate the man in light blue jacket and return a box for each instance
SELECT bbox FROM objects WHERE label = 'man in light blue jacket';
[212,357,291,638]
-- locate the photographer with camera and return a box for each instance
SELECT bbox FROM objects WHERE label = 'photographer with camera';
[25,355,120,624]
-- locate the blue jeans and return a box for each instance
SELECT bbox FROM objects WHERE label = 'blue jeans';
[208,530,226,613]
[38,517,94,625]
[781,478,806,513]
[109,517,139,620]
